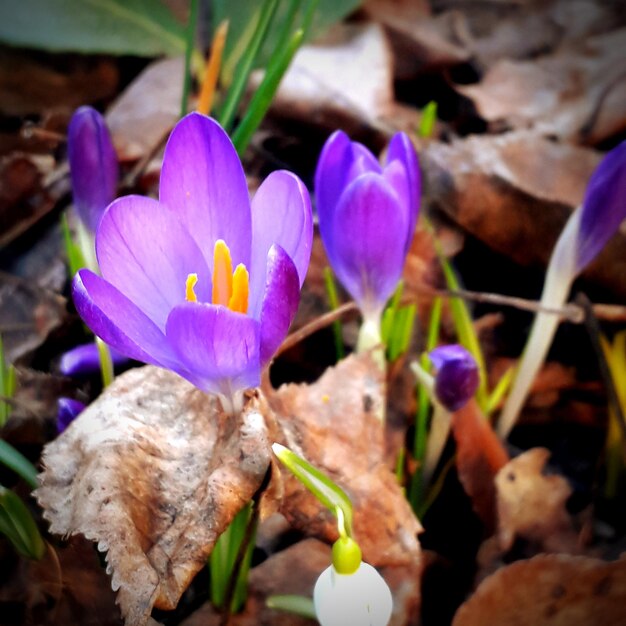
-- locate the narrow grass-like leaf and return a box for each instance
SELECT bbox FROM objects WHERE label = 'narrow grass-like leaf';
[484,364,515,416]
[272,443,353,536]
[180,0,199,118]
[323,267,345,361]
[218,0,279,132]
[61,214,87,278]
[0,336,15,427]
[0,486,45,559]
[266,595,316,619]
[232,27,304,154]
[0,441,38,490]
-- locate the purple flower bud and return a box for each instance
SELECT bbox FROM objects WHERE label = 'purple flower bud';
[68,106,119,233]
[576,140,626,273]
[315,131,420,318]
[430,345,479,412]
[59,343,128,377]
[57,397,86,433]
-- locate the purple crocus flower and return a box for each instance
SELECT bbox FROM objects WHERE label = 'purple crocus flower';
[315,131,420,322]
[57,397,86,433]
[72,113,312,414]
[68,106,118,233]
[430,345,479,412]
[59,343,128,378]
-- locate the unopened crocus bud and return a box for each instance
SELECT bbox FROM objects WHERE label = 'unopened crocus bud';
[57,397,86,433]
[314,561,393,626]
[59,343,127,377]
[430,345,479,412]
[68,106,118,234]
[315,131,420,327]
[498,141,626,439]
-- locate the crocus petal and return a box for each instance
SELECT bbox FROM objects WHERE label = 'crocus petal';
[96,195,211,330]
[68,106,118,233]
[160,113,252,270]
[430,345,479,412]
[329,173,408,314]
[59,342,128,377]
[249,170,312,311]
[386,132,420,251]
[165,304,261,396]
[258,245,300,364]
[57,398,86,433]
[576,140,626,273]
[73,270,180,370]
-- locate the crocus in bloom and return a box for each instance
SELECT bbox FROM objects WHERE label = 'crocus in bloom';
[72,113,312,414]
[315,131,420,350]
[430,344,480,412]
[57,397,86,433]
[498,141,626,439]
[59,343,127,378]
[68,105,118,235]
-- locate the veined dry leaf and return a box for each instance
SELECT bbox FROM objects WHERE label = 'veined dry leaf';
[267,353,423,567]
[106,57,184,163]
[457,28,626,145]
[494,448,578,553]
[36,366,272,626]
[451,399,509,531]
[452,553,626,626]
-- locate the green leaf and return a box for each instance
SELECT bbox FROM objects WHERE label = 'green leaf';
[61,214,87,279]
[272,443,353,536]
[323,267,345,361]
[0,486,45,560]
[266,595,316,619]
[0,440,38,490]
[0,0,186,56]
[418,101,438,138]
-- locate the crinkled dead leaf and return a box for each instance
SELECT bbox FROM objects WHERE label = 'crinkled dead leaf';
[495,448,578,553]
[451,399,509,531]
[106,57,184,163]
[267,353,422,567]
[36,366,272,626]
[457,28,626,145]
[452,553,626,626]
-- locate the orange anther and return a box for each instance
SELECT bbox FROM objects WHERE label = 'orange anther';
[228,264,249,314]
[212,239,233,306]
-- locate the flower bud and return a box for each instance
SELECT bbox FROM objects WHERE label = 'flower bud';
[430,345,479,412]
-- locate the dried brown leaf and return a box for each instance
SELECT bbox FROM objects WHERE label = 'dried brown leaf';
[452,553,626,626]
[36,366,272,626]
[451,400,509,531]
[495,448,578,553]
[457,28,626,145]
[268,353,422,567]
[106,57,184,163]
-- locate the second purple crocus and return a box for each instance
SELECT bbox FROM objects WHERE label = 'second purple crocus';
[315,131,420,329]
[72,113,312,415]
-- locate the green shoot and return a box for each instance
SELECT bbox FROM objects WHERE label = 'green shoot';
[0,336,16,428]
[272,442,353,537]
[0,486,45,560]
[61,213,87,278]
[418,101,438,138]
[323,267,345,361]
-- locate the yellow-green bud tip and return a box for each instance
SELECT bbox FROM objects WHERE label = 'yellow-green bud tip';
[332,536,362,575]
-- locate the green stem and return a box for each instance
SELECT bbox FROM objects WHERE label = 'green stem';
[96,337,114,388]
[323,268,345,361]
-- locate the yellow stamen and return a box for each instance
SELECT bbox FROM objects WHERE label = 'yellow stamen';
[228,264,249,314]
[212,239,233,306]
[185,273,198,302]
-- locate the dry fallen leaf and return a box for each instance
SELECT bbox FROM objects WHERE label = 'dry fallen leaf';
[106,57,184,163]
[457,28,626,145]
[267,353,423,568]
[452,553,626,626]
[36,366,272,626]
[494,448,578,554]
[451,399,509,531]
